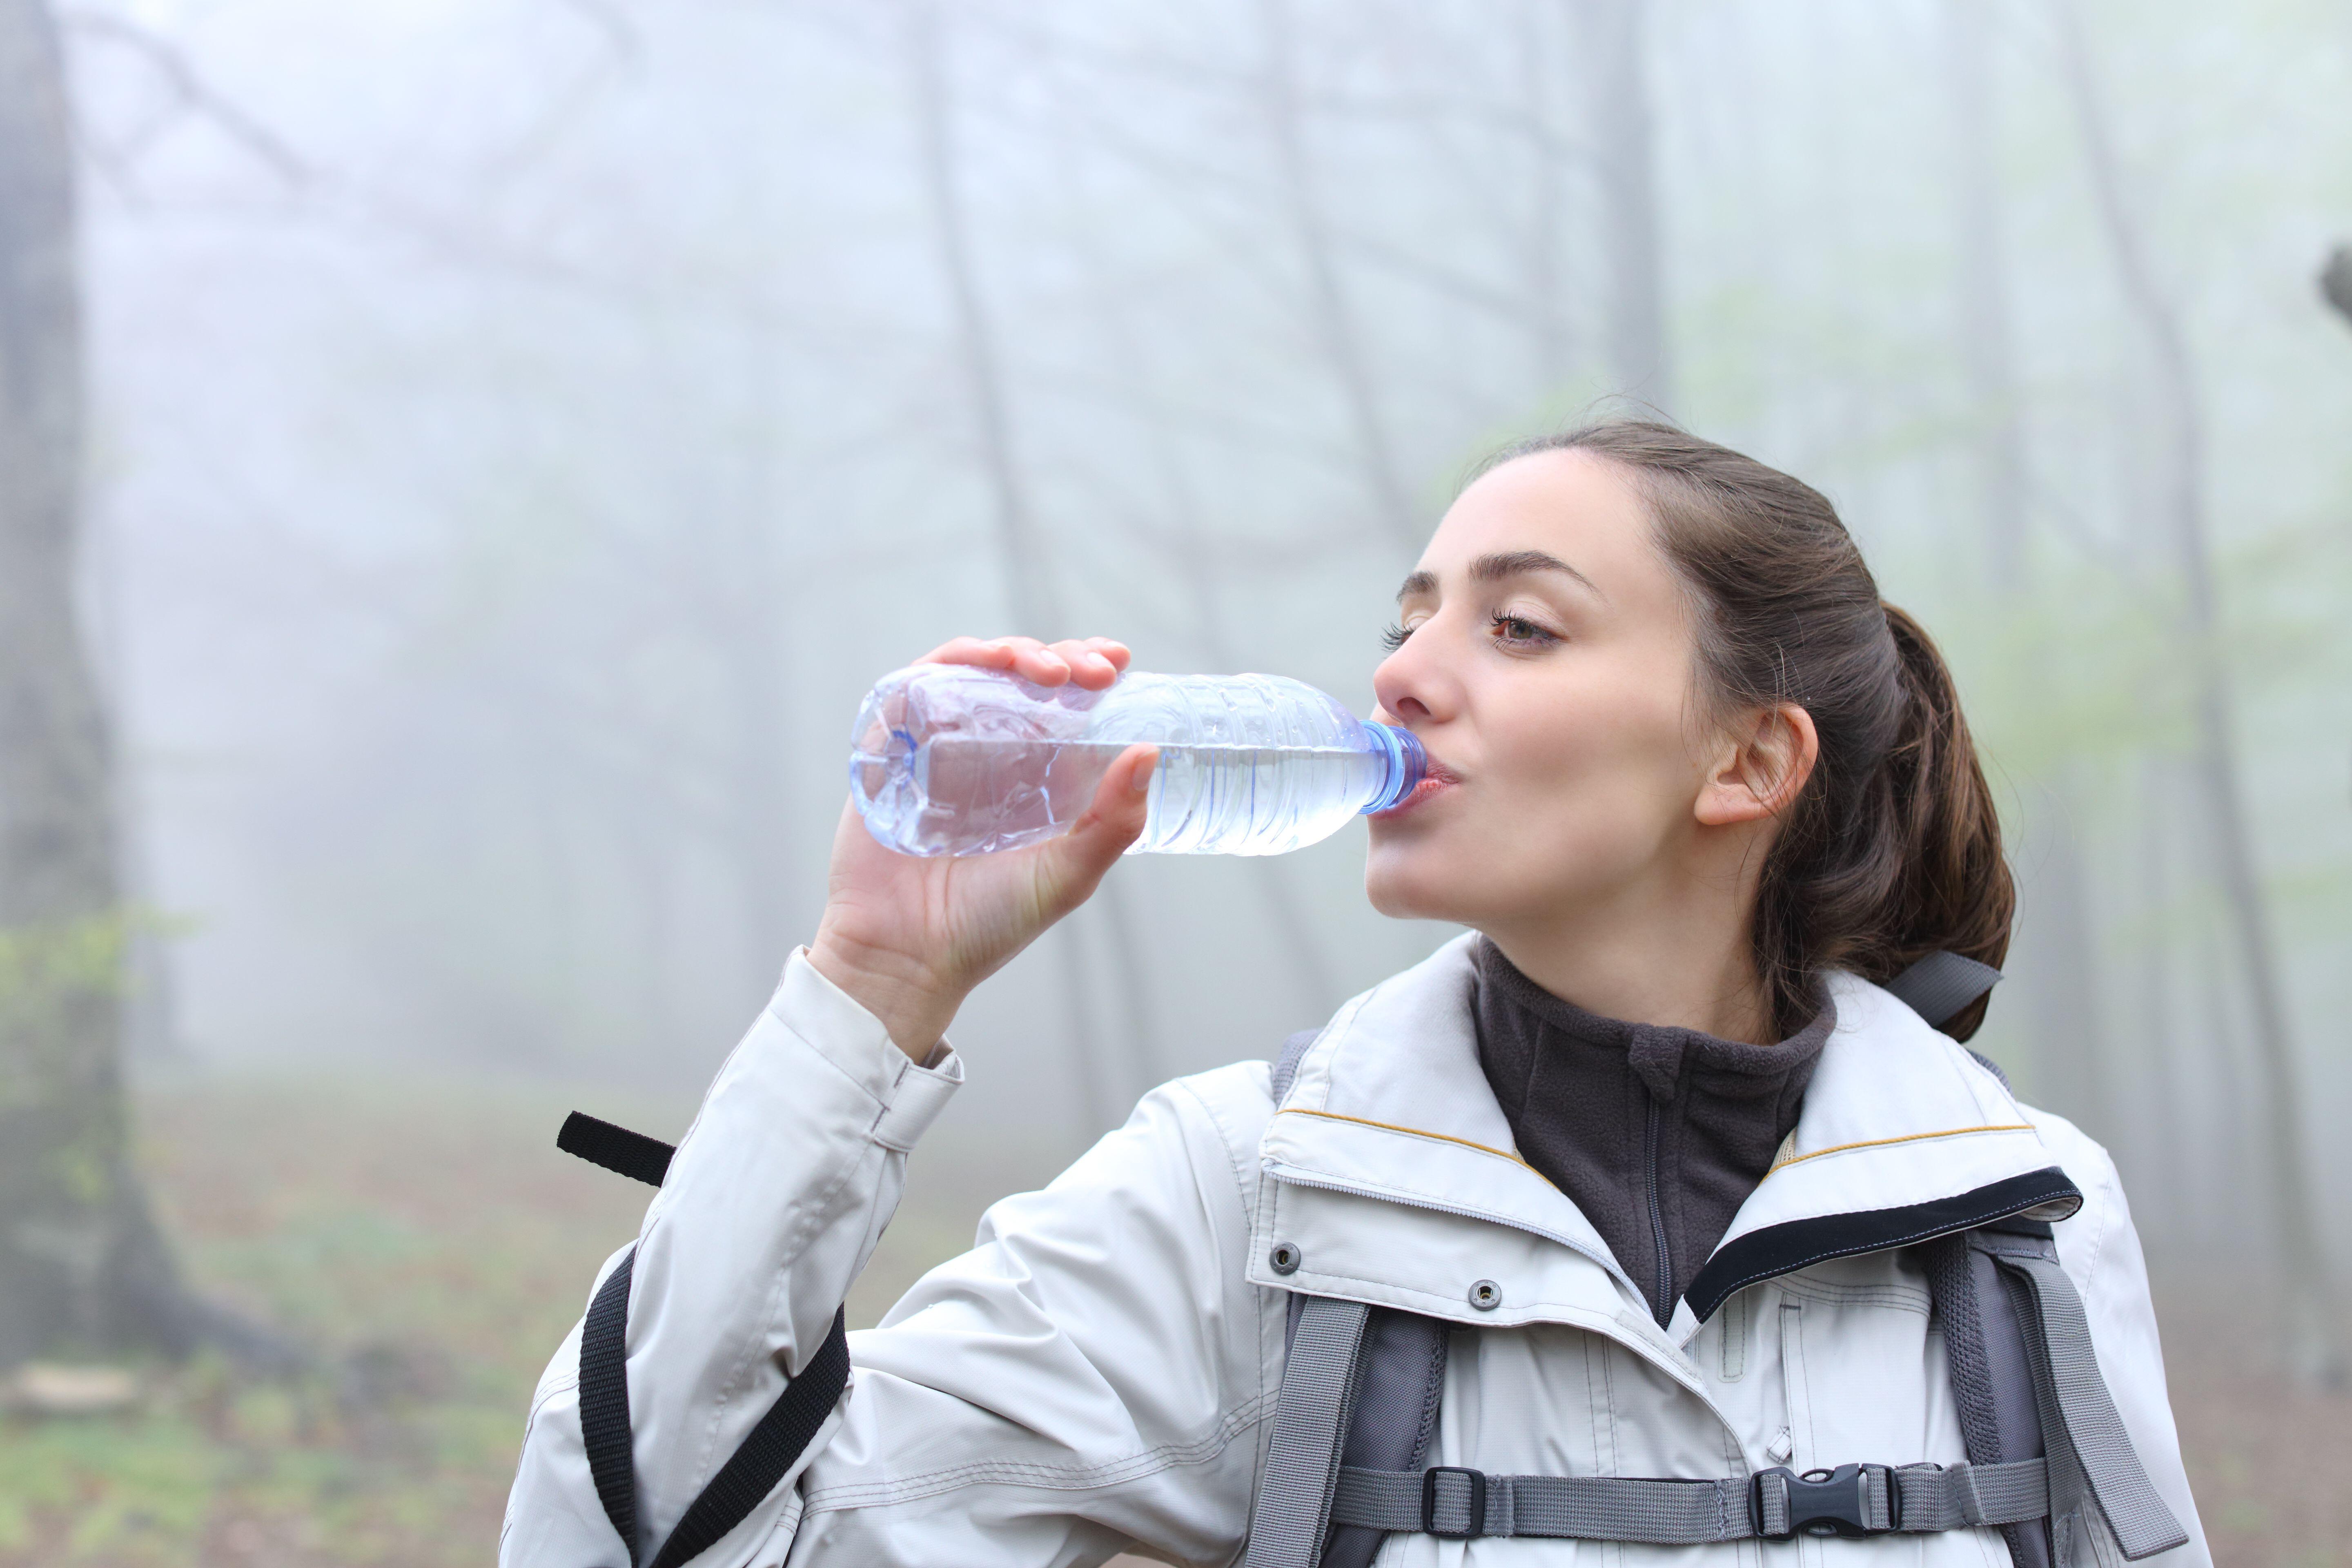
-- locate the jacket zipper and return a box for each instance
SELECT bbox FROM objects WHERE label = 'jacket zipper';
[1644,1096,1673,1322]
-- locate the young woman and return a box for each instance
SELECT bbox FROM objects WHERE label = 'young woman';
[503,424,2209,1567]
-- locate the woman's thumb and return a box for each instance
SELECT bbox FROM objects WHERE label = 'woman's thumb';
[1043,744,1157,899]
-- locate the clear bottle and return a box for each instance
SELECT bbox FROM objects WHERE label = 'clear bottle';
[848,665,1426,857]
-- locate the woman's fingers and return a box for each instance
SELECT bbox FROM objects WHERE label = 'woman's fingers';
[1046,637,1128,688]
[914,634,1132,689]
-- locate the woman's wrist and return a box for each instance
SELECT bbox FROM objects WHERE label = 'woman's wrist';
[806,934,964,1062]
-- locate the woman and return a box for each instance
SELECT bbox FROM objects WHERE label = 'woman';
[503,424,2209,1566]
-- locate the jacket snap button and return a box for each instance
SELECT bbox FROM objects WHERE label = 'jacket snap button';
[1468,1279,1501,1311]
[1270,1243,1302,1276]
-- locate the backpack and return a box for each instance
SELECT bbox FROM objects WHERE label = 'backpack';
[1245,954,2188,1567]
[553,954,2187,1567]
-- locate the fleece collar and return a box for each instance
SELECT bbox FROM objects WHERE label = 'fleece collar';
[1252,933,2078,1342]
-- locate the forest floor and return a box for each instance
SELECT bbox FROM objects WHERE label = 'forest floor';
[0,1069,2343,1566]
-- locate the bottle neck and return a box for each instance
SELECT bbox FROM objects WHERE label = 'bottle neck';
[1359,723,1427,814]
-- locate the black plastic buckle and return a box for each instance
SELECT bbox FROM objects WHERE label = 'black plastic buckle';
[1750,1463,1896,1540]
[1421,1466,1488,1539]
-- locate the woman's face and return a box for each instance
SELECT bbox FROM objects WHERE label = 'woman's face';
[1365,449,1722,932]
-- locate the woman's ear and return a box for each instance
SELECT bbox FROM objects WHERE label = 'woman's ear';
[1695,703,1820,827]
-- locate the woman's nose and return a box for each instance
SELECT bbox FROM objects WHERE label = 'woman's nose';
[1372,641,1446,727]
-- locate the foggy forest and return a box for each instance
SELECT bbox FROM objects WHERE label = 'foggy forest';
[2,0,2349,1562]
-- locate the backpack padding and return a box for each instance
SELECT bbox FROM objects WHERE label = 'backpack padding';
[565,1118,854,1568]
[1270,1028,1320,1104]
[1319,1310,1450,1568]
[1925,1229,2053,1568]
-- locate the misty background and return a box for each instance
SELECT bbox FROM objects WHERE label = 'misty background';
[4,0,2350,1560]
[88,0,2352,1240]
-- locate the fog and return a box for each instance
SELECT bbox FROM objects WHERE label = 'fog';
[9,0,2352,1557]
[88,0,2350,1216]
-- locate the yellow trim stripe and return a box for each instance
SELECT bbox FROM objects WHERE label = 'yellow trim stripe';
[1767,1123,2036,1175]
[1276,1107,1536,1171]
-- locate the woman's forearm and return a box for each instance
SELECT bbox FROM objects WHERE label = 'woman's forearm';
[500,949,963,1567]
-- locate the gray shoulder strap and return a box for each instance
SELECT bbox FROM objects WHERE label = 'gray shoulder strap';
[1270,1028,1320,1104]
[1321,1311,1450,1568]
[1975,1231,2189,1564]
[1925,1227,2054,1568]
[1247,1296,1371,1568]
[1885,950,2004,1029]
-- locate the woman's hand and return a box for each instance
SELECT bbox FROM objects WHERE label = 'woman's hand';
[809,635,1156,1059]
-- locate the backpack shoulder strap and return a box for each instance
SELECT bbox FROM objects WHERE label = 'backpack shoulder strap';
[564,1115,853,1568]
[1270,1029,1320,1104]
[1250,1296,1373,1568]
[1259,1296,1450,1568]
[1973,1227,2189,1564]
[1321,1310,1450,1568]
[1925,1223,2055,1568]
[1883,950,2004,1030]
[1927,1221,2189,1566]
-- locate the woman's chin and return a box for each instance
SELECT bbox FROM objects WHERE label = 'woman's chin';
[1363,843,1472,924]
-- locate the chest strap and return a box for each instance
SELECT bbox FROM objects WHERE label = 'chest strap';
[1328,1456,2049,1544]
[1248,1254,2185,1566]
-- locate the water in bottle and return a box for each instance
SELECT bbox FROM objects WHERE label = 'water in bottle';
[848,665,1426,856]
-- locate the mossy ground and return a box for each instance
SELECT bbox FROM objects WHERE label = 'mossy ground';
[0,1073,2340,1565]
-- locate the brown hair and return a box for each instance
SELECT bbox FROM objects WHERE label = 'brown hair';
[1481,422,2014,1040]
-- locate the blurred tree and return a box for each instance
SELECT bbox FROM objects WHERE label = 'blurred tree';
[0,0,196,1367]
[1942,0,2116,1146]
[2058,2,2342,1383]
[2324,243,2352,327]
[904,0,1165,1124]
[1254,0,1418,549]
[1568,0,1674,416]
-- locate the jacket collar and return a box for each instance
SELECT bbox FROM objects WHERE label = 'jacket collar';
[1257,933,2079,1335]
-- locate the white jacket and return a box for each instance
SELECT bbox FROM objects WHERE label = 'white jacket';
[502,933,2210,1567]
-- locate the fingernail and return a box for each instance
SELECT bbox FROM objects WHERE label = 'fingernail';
[1131,749,1157,789]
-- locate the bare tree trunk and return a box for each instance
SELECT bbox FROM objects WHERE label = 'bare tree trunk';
[1253,0,1419,550]
[0,0,196,1368]
[718,321,804,1007]
[2321,243,2352,327]
[1943,0,2028,588]
[2058,4,2341,1382]
[1941,2,2116,1144]
[904,0,1161,1126]
[1035,131,1346,1035]
[1566,0,1674,417]
[1517,0,1574,395]
[2013,784,2111,1132]
[2127,756,2189,1239]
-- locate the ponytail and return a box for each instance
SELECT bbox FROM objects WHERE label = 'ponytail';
[1862,606,2014,1038]
[1473,424,2015,1039]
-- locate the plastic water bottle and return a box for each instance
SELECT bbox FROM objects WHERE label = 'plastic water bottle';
[848,666,1427,857]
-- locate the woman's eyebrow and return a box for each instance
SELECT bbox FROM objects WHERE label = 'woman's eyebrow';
[1394,551,1603,603]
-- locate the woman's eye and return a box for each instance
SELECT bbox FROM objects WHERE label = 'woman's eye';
[1380,622,1412,653]
[1488,612,1556,647]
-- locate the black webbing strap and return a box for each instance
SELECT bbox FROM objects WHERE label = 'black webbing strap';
[1884,951,2004,1030]
[647,1307,851,1568]
[561,1111,678,1187]
[582,1248,644,1564]
[564,1116,854,1568]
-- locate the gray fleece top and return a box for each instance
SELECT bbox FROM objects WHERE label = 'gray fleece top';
[1471,937,1835,1327]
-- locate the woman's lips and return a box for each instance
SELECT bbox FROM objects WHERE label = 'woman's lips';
[1371,762,1460,819]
